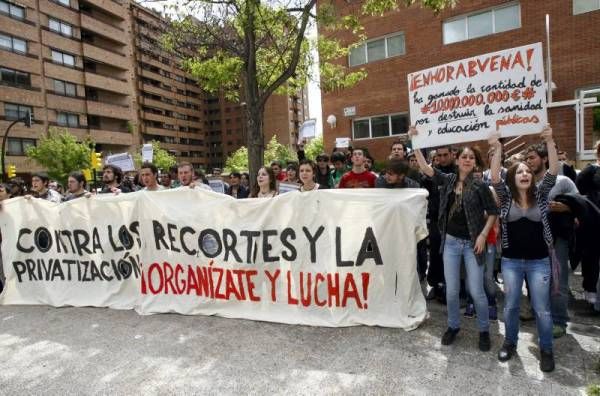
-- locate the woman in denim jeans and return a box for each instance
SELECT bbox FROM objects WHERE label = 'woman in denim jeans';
[409,127,498,352]
[489,125,558,372]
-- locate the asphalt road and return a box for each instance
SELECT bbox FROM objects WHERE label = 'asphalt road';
[1,278,599,395]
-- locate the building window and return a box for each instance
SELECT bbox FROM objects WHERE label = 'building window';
[0,67,31,87]
[574,0,600,14]
[0,33,27,54]
[352,113,409,140]
[0,0,25,20]
[443,3,520,44]
[4,103,32,120]
[49,18,73,37]
[7,137,35,156]
[53,0,70,6]
[349,32,405,67]
[51,50,75,67]
[53,79,76,96]
[57,112,79,127]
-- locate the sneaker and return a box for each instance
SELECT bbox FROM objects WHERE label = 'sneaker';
[464,303,475,318]
[441,327,460,345]
[498,341,516,362]
[552,325,566,339]
[489,305,498,321]
[540,349,555,372]
[479,331,491,352]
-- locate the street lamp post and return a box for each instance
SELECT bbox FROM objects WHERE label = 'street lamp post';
[1,112,32,181]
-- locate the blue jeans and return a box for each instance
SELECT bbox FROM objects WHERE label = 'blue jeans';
[550,238,570,328]
[443,234,489,332]
[502,257,553,351]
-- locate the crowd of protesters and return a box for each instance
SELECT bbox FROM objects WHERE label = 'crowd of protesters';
[1,126,599,373]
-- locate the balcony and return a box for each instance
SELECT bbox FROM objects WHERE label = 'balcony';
[47,94,86,113]
[89,129,133,146]
[81,14,127,44]
[84,0,125,19]
[83,43,129,70]
[84,72,129,94]
[87,100,132,120]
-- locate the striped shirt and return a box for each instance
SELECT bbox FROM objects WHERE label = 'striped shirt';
[493,171,557,250]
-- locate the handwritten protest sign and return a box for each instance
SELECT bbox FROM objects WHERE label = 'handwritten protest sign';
[0,188,428,329]
[106,153,136,172]
[408,43,547,148]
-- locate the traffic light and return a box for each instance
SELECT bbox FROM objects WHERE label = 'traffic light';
[82,169,92,182]
[7,164,16,179]
[90,151,102,170]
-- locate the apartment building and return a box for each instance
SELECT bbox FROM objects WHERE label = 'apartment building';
[1,0,309,177]
[0,0,138,176]
[320,0,600,162]
[263,87,309,150]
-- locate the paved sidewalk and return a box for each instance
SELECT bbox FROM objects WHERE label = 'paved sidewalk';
[1,279,599,395]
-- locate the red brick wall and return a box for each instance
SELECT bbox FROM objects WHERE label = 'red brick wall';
[320,0,600,162]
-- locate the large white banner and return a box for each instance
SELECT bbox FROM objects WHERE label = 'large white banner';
[408,43,547,148]
[0,188,428,329]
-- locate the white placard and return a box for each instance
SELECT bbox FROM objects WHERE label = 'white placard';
[335,137,350,148]
[208,179,226,194]
[408,43,547,149]
[277,182,301,194]
[142,144,153,163]
[299,119,316,139]
[106,153,136,172]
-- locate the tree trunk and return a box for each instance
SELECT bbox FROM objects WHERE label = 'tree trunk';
[246,104,264,193]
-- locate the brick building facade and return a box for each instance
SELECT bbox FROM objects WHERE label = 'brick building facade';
[320,0,600,163]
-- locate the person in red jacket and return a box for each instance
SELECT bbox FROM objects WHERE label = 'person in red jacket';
[339,148,376,188]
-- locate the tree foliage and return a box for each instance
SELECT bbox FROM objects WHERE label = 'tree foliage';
[264,135,297,165]
[225,136,298,172]
[303,135,324,160]
[153,0,455,188]
[25,128,93,186]
[225,146,249,173]
[133,141,177,171]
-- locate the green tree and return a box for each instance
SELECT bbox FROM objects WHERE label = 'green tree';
[264,136,297,165]
[225,146,249,172]
[26,128,93,186]
[133,141,177,171]
[158,0,453,189]
[303,135,324,160]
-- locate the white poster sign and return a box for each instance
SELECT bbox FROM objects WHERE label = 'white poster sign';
[142,144,153,163]
[277,182,301,194]
[299,119,316,139]
[335,137,350,148]
[106,153,136,172]
[208,179,226,194]
[0,189,428,329]
[408,43,547,148]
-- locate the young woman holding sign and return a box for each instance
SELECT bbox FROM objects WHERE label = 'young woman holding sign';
[488,125,558,372]
[408,126,498,352]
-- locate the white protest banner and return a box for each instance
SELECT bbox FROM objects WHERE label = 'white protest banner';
[106,153,136,172]
[408,43,547,149]
[0,188,428,329]
[142,144,153,163]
